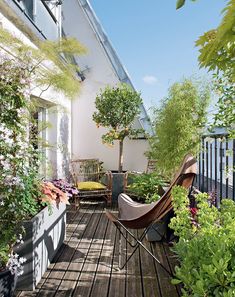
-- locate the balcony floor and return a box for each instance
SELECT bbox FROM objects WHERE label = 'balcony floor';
[16,201,181,297]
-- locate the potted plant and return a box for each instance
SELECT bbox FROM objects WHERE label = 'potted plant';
[93,83,143,200]
[0,52,77,292]
[124,171,170,241]
[0,57,45,294]
[0,28,86,292]
[16,181,70,291]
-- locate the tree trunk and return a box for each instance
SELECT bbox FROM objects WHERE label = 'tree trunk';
[118,140,124,172]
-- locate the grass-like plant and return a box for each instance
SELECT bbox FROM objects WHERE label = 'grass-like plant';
[147,79,210,179]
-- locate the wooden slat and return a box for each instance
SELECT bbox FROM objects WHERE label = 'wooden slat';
[151,242,179,297]
[16,203,180,297]
[16,205,86,297]
[126,229,142,297]
[51,204,103,295]
[71,207,108,296]
[162,242,181,296]
[89,216,115,297]
[139,232,162,297]
[108,225,126,297]
[35,204,99,296]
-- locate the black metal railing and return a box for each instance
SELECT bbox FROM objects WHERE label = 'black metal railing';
[197,131,235,207]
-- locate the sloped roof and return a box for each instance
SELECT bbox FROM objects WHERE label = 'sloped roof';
[78,0,153,135]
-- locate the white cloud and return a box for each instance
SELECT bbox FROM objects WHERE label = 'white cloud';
[142,75,158,85]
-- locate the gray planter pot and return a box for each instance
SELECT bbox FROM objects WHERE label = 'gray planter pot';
[145,213,171,242]
[16,203,66,290]
[111,172,125,202]
[145,221,167,242]
[0,269,17,297]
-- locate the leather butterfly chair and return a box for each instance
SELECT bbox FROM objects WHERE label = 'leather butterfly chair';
[105,154,197,275]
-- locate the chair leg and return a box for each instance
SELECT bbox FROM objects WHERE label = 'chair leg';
[74,195,80,210]
[116,225,148,248]
[116,221,173,276]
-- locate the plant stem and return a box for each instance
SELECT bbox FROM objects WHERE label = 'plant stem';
[119,140,123,173]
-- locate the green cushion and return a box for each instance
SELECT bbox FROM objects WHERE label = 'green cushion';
[77,181,106,191]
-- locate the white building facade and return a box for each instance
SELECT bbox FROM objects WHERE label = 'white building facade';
[62,0,151,172]
[0,0,72,179]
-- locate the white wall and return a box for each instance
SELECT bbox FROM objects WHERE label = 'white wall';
[0,11,72,179]
[62,0,149,171]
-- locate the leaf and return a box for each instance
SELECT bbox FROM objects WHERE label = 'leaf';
[171,278,182,285]
[176,0,186,9]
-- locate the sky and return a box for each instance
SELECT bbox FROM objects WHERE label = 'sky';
[89,0,226,112]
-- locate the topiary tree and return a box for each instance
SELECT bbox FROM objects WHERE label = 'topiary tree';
[147,78,210,179]
[93,84,143,172]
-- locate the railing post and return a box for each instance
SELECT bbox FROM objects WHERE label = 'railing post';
[225,137,229,198]
[233,139,235,201]
[206,140,209,193]
[219,139,223,203]
[210,142,213,192]
[202,137,205,192]
[214,137,218,207]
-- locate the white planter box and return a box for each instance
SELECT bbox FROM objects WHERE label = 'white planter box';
[16,203,66,290]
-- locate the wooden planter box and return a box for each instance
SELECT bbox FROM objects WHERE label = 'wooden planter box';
[16,203,66,290]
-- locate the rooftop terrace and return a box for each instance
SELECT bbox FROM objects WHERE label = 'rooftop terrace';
[16,201,180,297]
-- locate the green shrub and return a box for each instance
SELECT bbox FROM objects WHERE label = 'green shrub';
[127,172,165,203]
[147,79,210,179]
[170,186,235,297]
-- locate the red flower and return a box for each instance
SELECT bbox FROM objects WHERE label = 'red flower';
[190,207,198,216]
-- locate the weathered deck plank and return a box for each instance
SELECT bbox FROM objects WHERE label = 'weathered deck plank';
[89,217,114,297]
[139,231,162,297]
[15,202,181,297]
[151,242,180,297]
[126,229,143,297]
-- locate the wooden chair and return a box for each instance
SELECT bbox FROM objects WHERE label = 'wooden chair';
[70,159,112,207]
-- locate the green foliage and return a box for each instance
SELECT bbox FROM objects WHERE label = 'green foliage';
[176,0,235,138]
[212,71,235,138]
[196,0,235,80]
[176,0,197,9]
[147,79,210,179]
[0,58,42,270]
[195,0,235,138]
[93,84,143,172]
[0,27,86,99]
[170,186,235,297]
[127,172,165,203]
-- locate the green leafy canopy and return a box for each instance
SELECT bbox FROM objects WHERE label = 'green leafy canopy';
[93,83,143,172]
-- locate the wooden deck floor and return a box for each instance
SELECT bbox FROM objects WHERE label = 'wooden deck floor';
[16,201,181,297]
